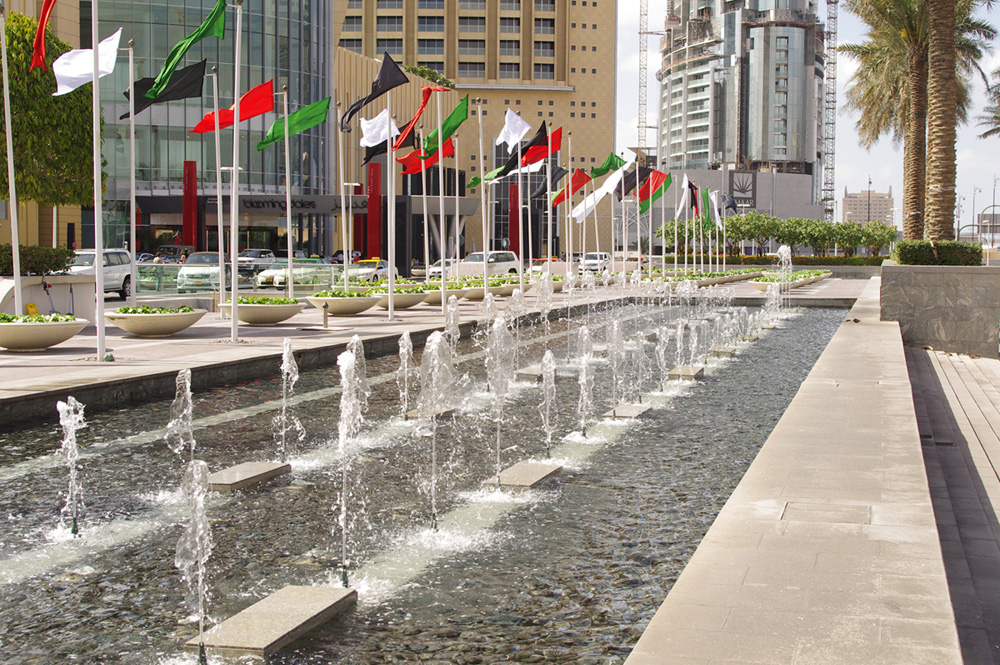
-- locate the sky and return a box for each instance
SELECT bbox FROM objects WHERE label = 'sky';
[614,2,1000,234]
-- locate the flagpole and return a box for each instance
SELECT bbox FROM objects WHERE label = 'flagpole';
[545,122,552,278]
[418,128,431,286]
[127,40,137,306]
[229,0,243,343]
[90,0,106,358]
[385,90,396,321]
[674,178,678,276]
[615,163,624,276]
[337,103,350,290]
[435,92,447,313]
[0,5,21,316]
[519,137,528,292]
[566,133,572,280]
[660,177,667,279]
[454,132,462,317]
[646,179,652,280]
[282,86,294,299]
[590,181,600,269]
[212,68,226,310]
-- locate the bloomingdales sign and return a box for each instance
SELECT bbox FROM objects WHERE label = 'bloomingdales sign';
[232,195,367,213]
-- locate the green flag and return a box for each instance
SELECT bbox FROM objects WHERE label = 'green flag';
[639,174,671,214]
[145,0,226,99]
[257,97,332,151]
[701,187,712,227]
[591,152,626,178]
[423,96,469,157]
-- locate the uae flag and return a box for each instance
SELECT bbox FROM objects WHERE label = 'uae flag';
[530,164,569,200]
[422,95,469,157]
[189,80,274,133]
[550,169,592,207]
[468,122,549,188]
[590,152,626,178]
[616,164,653,200]
[121,60,207,120]
[522,127,562,166]
[29,0,59,71]
[395,86,450,151]
[396,137,454,174]
[257,97,332,151]
[637,171,671,214]
[339,53,409,132]
[145,0,226,99]
[365,130,416,166]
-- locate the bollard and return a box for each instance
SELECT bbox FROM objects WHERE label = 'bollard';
[323,302,329,329]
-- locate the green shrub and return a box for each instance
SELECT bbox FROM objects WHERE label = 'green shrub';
[0,244,75,275]
[893,240,982,266]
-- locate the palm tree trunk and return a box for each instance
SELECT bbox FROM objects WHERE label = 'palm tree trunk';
[903,46,927,240]
[925,0,957,240]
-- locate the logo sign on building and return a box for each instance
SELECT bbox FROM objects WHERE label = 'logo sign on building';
[729,171,756,210]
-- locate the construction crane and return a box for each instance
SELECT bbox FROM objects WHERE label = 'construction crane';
[637,0,666,168]
[822,0,838,221]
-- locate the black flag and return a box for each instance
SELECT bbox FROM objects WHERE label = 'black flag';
[616,164,653,200]
[530,165,569,199]
[340,53,410,132]
[121,59,207,120]
[721,193,738,213]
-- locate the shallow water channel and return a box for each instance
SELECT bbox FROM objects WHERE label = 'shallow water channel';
[0,302,845,664]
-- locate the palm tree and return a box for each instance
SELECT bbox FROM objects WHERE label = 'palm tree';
[842,0,993,240]
[976,67,1000,137]
[926,0,959,240]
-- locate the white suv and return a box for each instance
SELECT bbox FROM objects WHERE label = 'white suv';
[458,251,520,276]
[579,252,611,272]
[67,249,134,299]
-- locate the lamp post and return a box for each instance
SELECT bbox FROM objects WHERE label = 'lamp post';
[867,175,872,223]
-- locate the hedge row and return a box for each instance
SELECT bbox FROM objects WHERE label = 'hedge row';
[0,244,75,276]
[656,254,883,266]
[892,240,982,266]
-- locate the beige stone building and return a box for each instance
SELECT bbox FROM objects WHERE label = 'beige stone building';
[841,185,895,227]
[337,0,618,258]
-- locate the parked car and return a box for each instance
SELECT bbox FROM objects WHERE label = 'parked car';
[579,252,611,272]
[238,248,275,263]
[530,256,566,276]
[176,252,236,293]
[348,258,398,282]
[67,249,134,299]
[331,249,362,264]
[426,258,460,280]
[155,244,196,263]
[275,249,307,259]
[136,252,155,263]
[458,251,520,276]
[254,259,331,289]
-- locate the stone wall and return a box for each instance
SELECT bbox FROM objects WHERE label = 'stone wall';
[880,265,1000,358]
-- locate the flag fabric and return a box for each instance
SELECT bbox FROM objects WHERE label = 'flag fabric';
[721,192,738,214]
[189,80,274,133]
[121,60,206,119]
[394,86,449,151]
[52,28,122,96]
[530,165,569,200]
[678,174,692,211]
[616,164,653,201]
[422,95,469,157]
[550,169,592,207]
[359,108,399,148]
[30,0,59,71]
[363,129,415,166]
[637,171,671,214]
[340,53,409,131]
[710,190,723,228]
[396,137,454,174]
[257,97,331,151]
[145,0,226,99]
[572,168,624,223]
[468,122,548,188]
[591,152,626,178]
[496,108,531,150]
[522,127,562,166]
[689,179,700,216]
[701,187,712,225]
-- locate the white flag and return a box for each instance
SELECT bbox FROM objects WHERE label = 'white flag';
[359,109,399,147]
[677,174,692,211]
[495,108,531,150]
[710,190,722,228]
[52,28,123,97]
[572,169,624,223]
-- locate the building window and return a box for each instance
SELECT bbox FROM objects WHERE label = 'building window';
[499,40,520,56]
[377,16,403,32]
[419,0,445,7]
[419,39,444,54]
[500,63,520,79]
[591,113,596,118]
[459,16,487,32]
[591,102,596,107]
[500,0,521,9]
[419,61,445,73]
[571,45,576,51]
[343,16,363,32]
[500,17,520,33]
[570,112,575,118]
[535,18,555,34]
[347,0,362,7]
[458,39,486,55]
[458,0,486,8]
[535,0,556,10]
[377,38,403,54]
[376,0,403,7]
[418,16,445,32]
[534,41,555,57]
[534,63,555,79]
[340,39,362,53]
[459,62,486,78]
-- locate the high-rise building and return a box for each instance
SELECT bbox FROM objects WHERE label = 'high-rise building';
[842,186,895,226]
[657,0,826,197]
[338,0,619,258]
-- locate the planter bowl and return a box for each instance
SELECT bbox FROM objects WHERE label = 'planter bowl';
[218,302,305,324]
[422,288,467,305]
[105,309,207,337]
[462,285,505,301]
[374,292,429,310]
[0,318,88,352]
[305,296,378,316]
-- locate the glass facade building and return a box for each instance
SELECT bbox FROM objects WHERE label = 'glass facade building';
[86,0,335,254]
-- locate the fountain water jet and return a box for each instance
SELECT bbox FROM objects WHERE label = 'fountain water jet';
[176,458,213,665]
[165,368,195,461]
[397,331,414,419]
[56,396,86,537]
[485,316,515,483]
[336,346,366,586]
[274,338,305,463]
[445,295,461,356]
[540,350,556,457]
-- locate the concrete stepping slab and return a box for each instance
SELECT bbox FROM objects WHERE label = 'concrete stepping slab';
[484,460,562,488]
[601,403,651,419]
[668,365,705,380]
[186,585,357,657]
[208,462,291,493]
[710,346,737,359]
[405,406,455,420]
[516,365,544,381]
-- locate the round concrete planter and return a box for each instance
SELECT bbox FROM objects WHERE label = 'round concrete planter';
[374,292,429,310]
[422,288,467,305]
[496,282,519,297]
[217,302,305,324]
[305,296,378,316]
[0,318,88,352]
[462,285,505,301]
[105,309,207,337]
[551,279,565,293]
[750,273,829,292]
